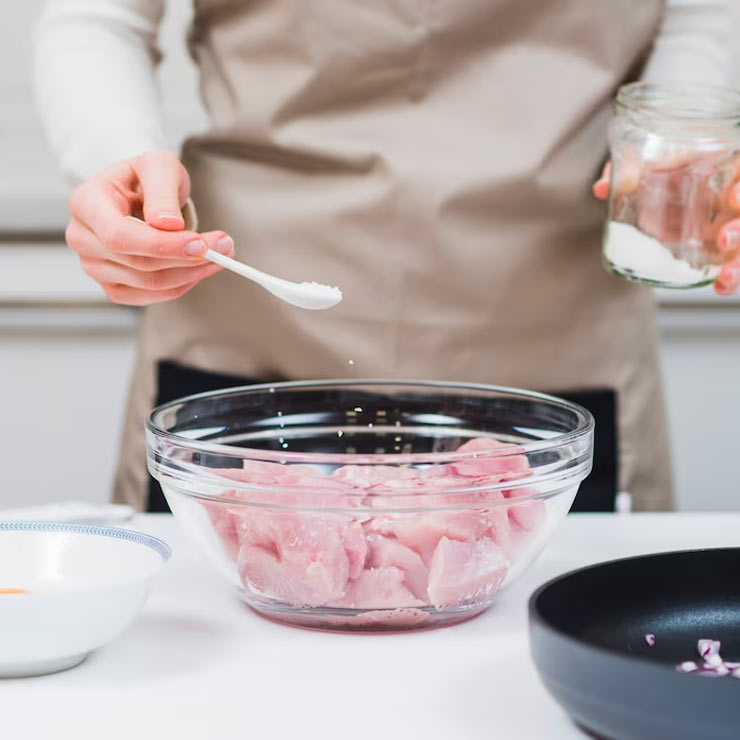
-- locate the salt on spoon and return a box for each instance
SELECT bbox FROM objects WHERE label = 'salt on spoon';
[129,214,342,310]
[204,249,342,310]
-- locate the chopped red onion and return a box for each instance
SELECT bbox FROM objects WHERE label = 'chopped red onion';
[677,661,698,673]
[704,653,724,668]
[698,639,721,659]
[674,639,740,678]
[644,633,656,647]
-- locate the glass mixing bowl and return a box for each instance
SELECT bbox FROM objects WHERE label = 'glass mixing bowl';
[147,381,594,631]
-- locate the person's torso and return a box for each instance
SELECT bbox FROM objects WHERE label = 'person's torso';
[143,0,664,386]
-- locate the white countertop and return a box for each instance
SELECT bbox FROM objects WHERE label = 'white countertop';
[3,512,739,740]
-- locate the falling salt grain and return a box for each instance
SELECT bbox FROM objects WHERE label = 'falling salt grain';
[337,431,344,438]
[348,360,354,366]
[354,407,363,413]
[644,634,655,647]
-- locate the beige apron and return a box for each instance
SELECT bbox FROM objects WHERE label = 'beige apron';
[115,0,671,511]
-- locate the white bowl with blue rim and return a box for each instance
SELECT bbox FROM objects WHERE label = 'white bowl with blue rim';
[0,522,171,678]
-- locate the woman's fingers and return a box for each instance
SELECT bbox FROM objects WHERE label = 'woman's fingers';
[727,179,740,215]
[67,219,233,269]
[134,151,191,230]
[70,182,203,258]
[714,260,740,295]
[80,257,226,293]
[66,152,235,306]
[65,218,193,268]
[592,162,611,200]
[716,217,740,256]
[68,214,236,305]
[101,280,202,306]
[72,186,232,260]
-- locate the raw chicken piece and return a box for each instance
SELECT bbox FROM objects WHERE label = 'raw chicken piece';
[366,533,429,600]
[452,438,530,479]
[332,567,424,609]
[364,471,478,511]
[203,501,240,560]
[427,537,508,609]
[366,491,509,564]
[239,545,325,607]
[207,437,543,614]
[270,475,358,509]
[507,495,546,532]
[213,462,358,509]
[343,519,368,579]
[502,485,547,556]
[236,510,366,606]
[215,460,296,487]
[201,488,250,560]
[418,464,460,479]
[332,465,417,488]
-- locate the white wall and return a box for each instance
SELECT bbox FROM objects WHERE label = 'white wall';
[1,2,740,511]
[0,330,135,506]
[658,302,740,511]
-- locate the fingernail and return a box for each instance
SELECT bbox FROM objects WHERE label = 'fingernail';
[158,211,182,223]
[215,235,234,255]
[718,264,739,288]
[716,277,734,295]
[723,230,740,248]
[184,239,206,256]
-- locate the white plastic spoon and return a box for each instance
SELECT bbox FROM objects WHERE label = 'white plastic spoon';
[130,212,341,310]
[203,249,343,310]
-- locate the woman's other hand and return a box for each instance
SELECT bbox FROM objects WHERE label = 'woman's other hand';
[592,158,740,296]
[66,150,234,305]
[592,162,611,200]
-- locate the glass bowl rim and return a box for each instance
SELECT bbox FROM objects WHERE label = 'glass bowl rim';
[146,378,595,466]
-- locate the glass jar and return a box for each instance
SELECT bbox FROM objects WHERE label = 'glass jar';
[604,82,740,288]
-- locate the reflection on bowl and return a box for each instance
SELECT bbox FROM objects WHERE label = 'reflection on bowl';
[148,380,593,631]
[0,522,170,677]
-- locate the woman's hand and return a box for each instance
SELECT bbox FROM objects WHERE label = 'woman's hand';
[592,160,740,295]
[592,162,611,201]
[66,150,234,305]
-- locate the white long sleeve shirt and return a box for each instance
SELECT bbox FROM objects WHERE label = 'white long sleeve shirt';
[33,0,736,184]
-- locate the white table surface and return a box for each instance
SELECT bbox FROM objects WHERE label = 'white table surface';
[4,513,740,740]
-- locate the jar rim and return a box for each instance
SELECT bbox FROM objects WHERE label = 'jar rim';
[616,81,740,125]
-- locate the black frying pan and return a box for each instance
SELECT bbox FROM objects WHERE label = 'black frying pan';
[529,548,740,740]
